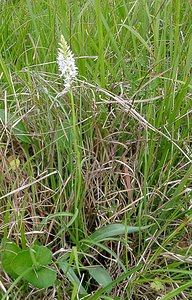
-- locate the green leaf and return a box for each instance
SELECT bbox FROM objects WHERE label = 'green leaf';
[12,122,31,144]
[88,223,149,243]
[88,266,112,290]
[0,109,31,144]
[12,248,56,288]
[11,246,52,275]
[58,258,87,295]
[86,265,142,300]
[24,267,57,289]
[32,245,52,266]
[12,250,33,275]
[1,238,21,279]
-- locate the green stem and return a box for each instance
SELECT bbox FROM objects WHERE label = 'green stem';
[70,88,82,243]
[30,248,37,266]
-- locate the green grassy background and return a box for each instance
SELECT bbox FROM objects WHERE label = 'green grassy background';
[0,0,191,299]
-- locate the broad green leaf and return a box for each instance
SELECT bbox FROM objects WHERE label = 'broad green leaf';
[0,109,31,144]
[32,245,52,266]
[88,266,112,290]
[12,250,33,275]
[24,267,57,289]
[58,258,87,295]
[12,246,53,273]
[12,248,56,288]
[1,238,21,278]
[12,122,31,144]
[88,223,149,243]
[86,265,142,300]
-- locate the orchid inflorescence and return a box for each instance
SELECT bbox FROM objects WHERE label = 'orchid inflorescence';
[57,35,78,93]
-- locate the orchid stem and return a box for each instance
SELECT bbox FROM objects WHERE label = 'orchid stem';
[70,88,82,242]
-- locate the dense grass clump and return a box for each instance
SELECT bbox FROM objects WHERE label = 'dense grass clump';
[0,1,191,299]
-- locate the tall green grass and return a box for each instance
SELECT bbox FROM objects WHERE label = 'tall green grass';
[0,0,191,299]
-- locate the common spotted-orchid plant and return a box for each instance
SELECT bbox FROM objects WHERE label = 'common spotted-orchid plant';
[57,35,81,241]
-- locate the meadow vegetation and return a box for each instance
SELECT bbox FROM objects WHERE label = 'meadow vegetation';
[0,0,192,299]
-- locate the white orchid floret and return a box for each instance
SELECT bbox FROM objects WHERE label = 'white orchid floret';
[57,35,78,93]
